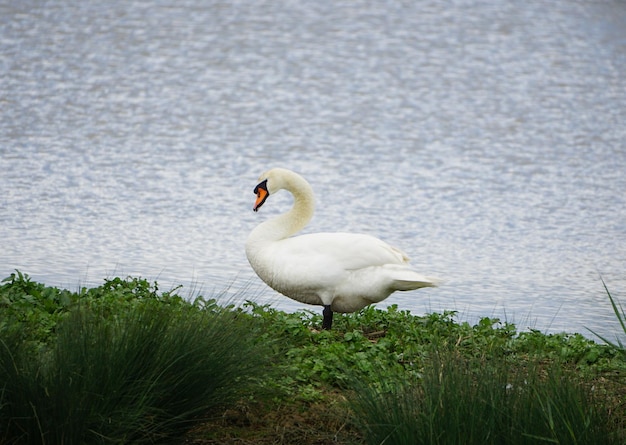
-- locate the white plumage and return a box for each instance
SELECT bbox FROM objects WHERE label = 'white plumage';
[245,168,437,329]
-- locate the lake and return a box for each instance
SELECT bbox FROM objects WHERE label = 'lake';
[1,0,625,340]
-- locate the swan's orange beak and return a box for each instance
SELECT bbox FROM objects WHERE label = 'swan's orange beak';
[253,179,269,212]
[253,188,268,211]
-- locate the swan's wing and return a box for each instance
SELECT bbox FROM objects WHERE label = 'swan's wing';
[278,232,410,271]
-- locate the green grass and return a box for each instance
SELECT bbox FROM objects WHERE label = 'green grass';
[348,349,618,445]
[1,271,625,444]
[0,272,274,444]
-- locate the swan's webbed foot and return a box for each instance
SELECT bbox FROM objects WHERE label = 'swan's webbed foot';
[322,305,333,330]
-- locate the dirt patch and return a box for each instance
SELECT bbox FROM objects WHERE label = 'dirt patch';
[187,392,363,445]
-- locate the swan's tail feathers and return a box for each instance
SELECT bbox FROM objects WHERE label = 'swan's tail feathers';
[385,265,440,291]
[394,277,439,291]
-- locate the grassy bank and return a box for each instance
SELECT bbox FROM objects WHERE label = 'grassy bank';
[1,271,625,444]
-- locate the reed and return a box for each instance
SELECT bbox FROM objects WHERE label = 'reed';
[588,279,626,356]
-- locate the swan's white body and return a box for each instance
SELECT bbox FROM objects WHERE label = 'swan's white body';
[245,168,437,327]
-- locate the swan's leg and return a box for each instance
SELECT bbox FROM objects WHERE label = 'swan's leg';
[322,305,333,330]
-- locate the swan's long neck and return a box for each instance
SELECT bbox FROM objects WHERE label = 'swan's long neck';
[248,171,315,245]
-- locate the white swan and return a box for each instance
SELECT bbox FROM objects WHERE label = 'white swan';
[245,168,437,329]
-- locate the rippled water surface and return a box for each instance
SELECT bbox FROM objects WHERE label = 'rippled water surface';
[1,0,625,339]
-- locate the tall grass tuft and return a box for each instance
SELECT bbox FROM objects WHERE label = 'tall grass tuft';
[349,348,618,445]
[0,300,272,444]
[588,279,626,356]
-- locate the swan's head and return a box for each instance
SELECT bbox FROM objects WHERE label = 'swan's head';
[252,168,312,212]
[252,168,283,212]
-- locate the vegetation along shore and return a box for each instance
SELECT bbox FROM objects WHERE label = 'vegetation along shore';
[1,271,624,444]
